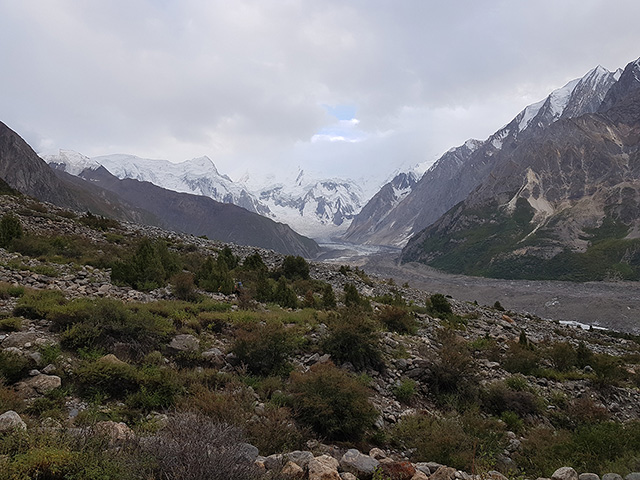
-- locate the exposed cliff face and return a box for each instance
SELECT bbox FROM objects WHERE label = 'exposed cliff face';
[344,65,624,247]
[0,121,80,209]
[401,58,640,281]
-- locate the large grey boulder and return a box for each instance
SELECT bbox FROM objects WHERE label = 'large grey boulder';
[339,449,380,479]
[603,474,623,480]
[624,474,640,480]
[553,467,579,480]
[0,410,27,432]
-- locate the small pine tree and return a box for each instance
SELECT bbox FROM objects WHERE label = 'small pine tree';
[275,276,297,309]
[321,284,336,309]
[0,213,23,248]
[343,283,361,308]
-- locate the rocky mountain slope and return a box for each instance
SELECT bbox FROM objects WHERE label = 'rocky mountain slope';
[401,58,640,281]
[344,65,622,247]
[0,122,318,257]
[0,193,639,479]
[45,152,365,239]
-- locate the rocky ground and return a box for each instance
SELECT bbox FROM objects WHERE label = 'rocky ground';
[1,196,640,479]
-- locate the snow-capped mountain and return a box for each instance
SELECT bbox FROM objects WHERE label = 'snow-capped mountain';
[343,64,624,247]
[42,152,365,240]
[258,170,364,240]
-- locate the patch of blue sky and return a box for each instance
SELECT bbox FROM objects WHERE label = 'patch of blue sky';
[323,104,357,121]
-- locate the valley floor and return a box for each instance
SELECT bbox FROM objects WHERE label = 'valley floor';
[353,253,640,335]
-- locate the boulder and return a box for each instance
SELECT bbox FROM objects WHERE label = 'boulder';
[414,463,432,476]
[340,449,380,479]
[369,447,387,460]
[412,472,430,480]
[340,474,358,480]
[579,474,600,480]
[309,455,341,480]
[553,468,579,480]
[380,460,416,480]
[264,454,284,471]
[238,442,259,463]
[95,421,134,444]
[29,374,61,394]
[168,334,200,352]
[625,474,640,480]
[431,466,457,480]
[602,474,623,480]
[0,410,27,432]
[487,471,509,480]
[286,450,314,469]
[281,460,305,479]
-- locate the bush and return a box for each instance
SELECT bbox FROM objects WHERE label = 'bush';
[393,378,417,404]
[290,362,378,441]
[13,289,67,320]
[274,276,298,309]
[111,238,180,291]
[0,213,23,248]
[0,350,32,384]
[426,329,476,405]
[503,340,540,375]
[0,316,22,332]
[79,212,120,230]
[481,381,541,417]
[392,412,506,473]
[196,255,234,294]
[321,283,336,309]
[280,255,310,280]
[428,293,453,317]
[377,305,417,334]
[231,321,298,376]
[321,309,384,371]
[74,357,139,399]
[546,342,578,372]
[343,283,362,308]
[171,271,198,301]
[142,413,259,480]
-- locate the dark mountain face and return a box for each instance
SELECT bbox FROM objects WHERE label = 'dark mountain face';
[0,121,80,209]
[344,65,623,248]
[78,167,320,257]
[0,122,319,258]
[401,58,640,281]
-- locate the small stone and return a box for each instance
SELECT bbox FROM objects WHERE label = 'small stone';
[369,447,386,459]
[340,474,358,480]
[412,472,429,480]
[602,475,623,480]
[286,450,314,469]
[414,463,432,476]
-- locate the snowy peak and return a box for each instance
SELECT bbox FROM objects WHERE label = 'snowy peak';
[42,150,101,176]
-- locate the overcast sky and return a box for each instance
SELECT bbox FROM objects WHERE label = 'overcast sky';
[1,1,640,190]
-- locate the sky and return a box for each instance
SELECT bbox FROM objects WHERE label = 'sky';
[1,1,640,192]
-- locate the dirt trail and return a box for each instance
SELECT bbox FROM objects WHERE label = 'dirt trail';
[360,254,640,334]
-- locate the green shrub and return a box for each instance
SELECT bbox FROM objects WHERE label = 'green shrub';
[503,340,540,375]
[111,238,180,291]
[0,316,22,332]
[13,289,67,320]
[0,350,32,384]
[321,309,384,371]
[343,283,362,308]
[274,276,298,309]
[377,305,417,334]
[321,283,336,309]
[195,255,234,294]
[546,342,578,372]
[79,211,120,230]
[0,213,23,248]
[280,255,310,280]
[392,412,506,472]
[290,362,377,441]
[393,378,417,404]
[242,252,267,272]
[74,357,138,399]
[231,321,298,376]
[428,293,453,317]
[171,271,198,301]
[426,329,476,405]
[481,381,541,417]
